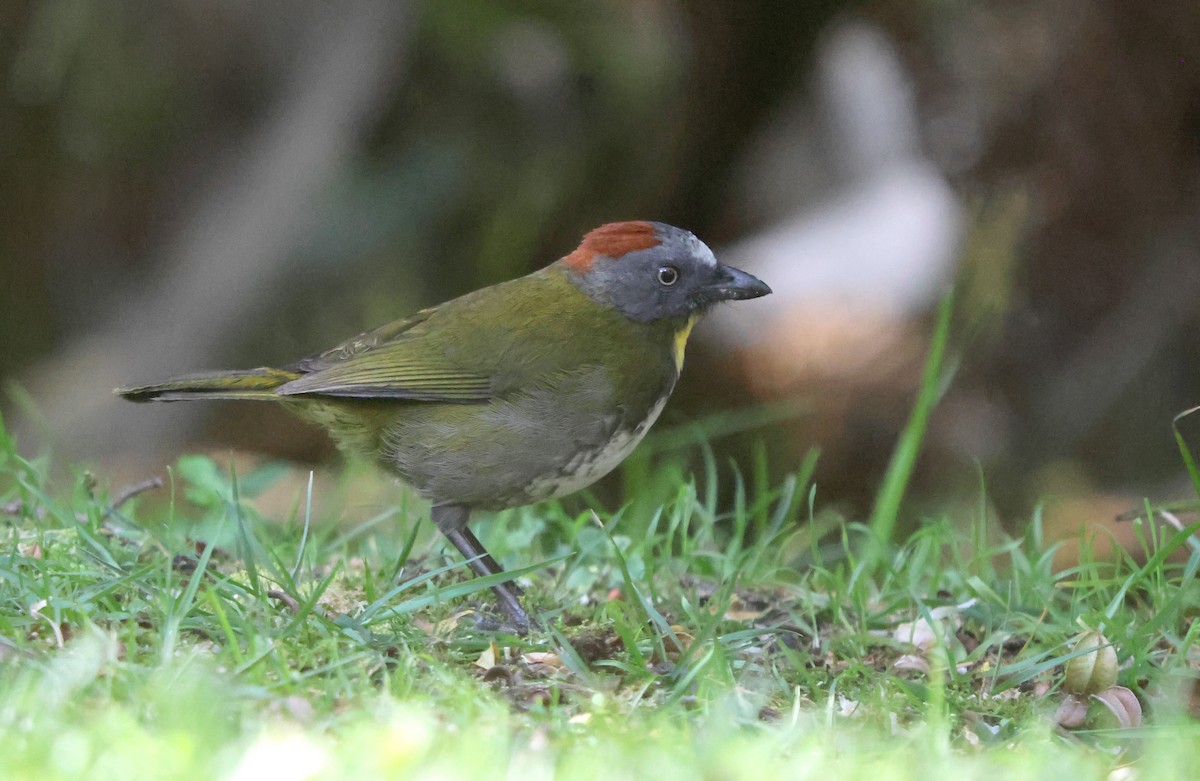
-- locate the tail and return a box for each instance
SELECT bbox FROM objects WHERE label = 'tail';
[116,367,301,402]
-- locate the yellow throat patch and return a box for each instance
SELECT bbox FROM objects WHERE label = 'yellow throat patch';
[673,315,699,372]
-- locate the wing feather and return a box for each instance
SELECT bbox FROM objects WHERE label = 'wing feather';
[277,305,493,401]
[275,270,602,402]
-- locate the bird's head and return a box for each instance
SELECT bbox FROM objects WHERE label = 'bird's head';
[559,221,771,322]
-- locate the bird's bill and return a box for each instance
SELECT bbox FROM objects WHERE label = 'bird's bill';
[696,264,772,303]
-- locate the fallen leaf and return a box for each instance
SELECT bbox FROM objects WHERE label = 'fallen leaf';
[475,642,499,670]
[522,652,563,668]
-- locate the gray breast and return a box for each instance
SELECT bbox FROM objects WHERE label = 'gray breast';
[381,365,664,509]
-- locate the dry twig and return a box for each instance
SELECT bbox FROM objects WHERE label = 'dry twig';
[110,476,164,510]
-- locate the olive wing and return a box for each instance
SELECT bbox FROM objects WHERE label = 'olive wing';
[276,306,494,402]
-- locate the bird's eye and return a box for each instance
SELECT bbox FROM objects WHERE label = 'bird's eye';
[656,265,680,286]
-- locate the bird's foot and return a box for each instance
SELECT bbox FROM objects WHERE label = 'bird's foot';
[487,582,532,635]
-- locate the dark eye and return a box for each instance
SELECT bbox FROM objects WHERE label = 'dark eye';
[656,265,679,286]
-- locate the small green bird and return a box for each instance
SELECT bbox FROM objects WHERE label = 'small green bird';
[118,221,770,629]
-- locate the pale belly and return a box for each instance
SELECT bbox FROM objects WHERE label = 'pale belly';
[377,365,675,510]
[523,394,668,502]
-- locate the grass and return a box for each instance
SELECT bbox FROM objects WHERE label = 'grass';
[3,324,1200,778]
[2,430,1199,778]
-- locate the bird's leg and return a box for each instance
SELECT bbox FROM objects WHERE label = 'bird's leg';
[452,526,524,596]
[431,504,530,631]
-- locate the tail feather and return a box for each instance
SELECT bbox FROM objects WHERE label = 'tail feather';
[116,367,300,402]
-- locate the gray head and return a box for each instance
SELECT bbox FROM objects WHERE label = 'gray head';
[559,221,771,323]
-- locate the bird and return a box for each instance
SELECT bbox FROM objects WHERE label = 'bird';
[117,221,771,630]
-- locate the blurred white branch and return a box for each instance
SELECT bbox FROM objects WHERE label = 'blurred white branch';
[708,21,962,354]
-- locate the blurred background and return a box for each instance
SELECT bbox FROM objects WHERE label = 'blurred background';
[2,0,1199,548]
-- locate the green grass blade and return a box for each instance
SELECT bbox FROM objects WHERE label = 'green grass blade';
[864,289,956,571]
[1172,404,1200,500]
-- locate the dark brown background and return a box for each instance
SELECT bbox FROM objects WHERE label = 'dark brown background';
[2,1,1198,537]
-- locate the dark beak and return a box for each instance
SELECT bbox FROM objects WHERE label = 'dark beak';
[701,264,772,302]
